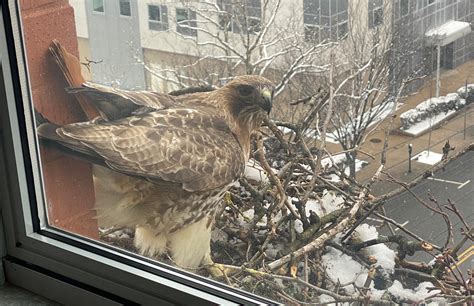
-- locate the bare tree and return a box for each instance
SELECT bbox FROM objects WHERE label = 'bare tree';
[136,0,337,118]
[312,3,425,178]
[84,1,471,304]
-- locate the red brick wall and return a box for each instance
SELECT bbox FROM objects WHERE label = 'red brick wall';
[20,0,98,238]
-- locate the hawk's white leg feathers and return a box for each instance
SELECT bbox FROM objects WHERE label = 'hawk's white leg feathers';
[134,217,212,269]
[134,226,167,257]
[168,217,212,269]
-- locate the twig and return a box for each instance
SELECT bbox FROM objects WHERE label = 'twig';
[211,263,393,305]
[267,165,384,270]
[369,210,442,251]
[81,57,103,72]
[255,133,300,219]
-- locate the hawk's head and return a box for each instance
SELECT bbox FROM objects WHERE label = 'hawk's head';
[217,75,274,127]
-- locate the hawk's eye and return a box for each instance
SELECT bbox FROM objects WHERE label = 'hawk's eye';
[237,85,254,97]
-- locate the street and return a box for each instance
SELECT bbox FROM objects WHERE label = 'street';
[380,151,473,272]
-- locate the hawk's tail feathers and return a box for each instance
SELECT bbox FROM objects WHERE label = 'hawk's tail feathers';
[49,39,100,120]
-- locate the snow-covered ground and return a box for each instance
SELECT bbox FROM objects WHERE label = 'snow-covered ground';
[411,150,443,165]
[320,153,368,182]
[279,102,397,144]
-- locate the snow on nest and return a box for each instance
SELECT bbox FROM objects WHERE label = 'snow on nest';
[353,224,396,271]
[387,281,440,303]
[321,247,368,294]
[411,150,443,165]
[244,158,271,183]
[293,190,345,233]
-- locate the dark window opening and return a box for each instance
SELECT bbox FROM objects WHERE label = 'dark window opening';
[217,0,262,34]
[368,0,383,29]
[400,0,409,16]
[93,0,104,13]
[303,0,348,43]
[148,5,169,31]
[120,0,131,16]
[176,8,197,37]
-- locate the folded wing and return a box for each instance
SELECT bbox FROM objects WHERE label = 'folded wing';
[39,105,244,192]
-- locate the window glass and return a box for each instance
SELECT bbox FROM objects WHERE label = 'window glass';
[176,8,197,37]
[92,0,104,13]
[368,0,383,29]
[9,0,474,304]
[149,5,169,31]
[120,0,131,16]
[218,0,262,34]
[401,0,409,16]
[303,0,348,42]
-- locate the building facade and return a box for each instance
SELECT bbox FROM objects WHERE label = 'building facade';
[71,0,146,89]
[391,0,473,93]
[70,0,472,95]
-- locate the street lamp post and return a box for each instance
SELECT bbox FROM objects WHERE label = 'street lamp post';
[408,143,413,173]
[464,79,468,140]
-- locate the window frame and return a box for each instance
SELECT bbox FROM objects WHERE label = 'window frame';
[218,0,262,34]
[176,7,197,37]
[119,0,132,17]
[400,0,409,17]
[303,0,349,43]
[368,0,383,29]
[148,4,169,32]
[0,1,272,304]
[92,0,105,14]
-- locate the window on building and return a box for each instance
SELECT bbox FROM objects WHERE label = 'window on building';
[176,8,197,37]
[400,0,409,16]
[416,0,437,11]
[148,5,169,31]
[303,0,348,43]
[92,0,104,13]
[218,0,262,34]
[368,0,383,29]
[119,0,131,16]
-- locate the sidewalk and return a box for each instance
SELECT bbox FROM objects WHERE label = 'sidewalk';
[345,59,474,196]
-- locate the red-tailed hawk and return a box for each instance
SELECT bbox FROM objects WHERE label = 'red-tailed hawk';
[38,41,273,268]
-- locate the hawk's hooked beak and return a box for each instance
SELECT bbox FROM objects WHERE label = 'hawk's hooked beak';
[260,88,273,114]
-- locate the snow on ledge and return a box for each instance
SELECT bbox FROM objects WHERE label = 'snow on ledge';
[400,109,457,136]
[426,20,471,46]
[411,150,442,165]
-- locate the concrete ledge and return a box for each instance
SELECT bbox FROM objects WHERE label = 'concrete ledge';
[399,109,459,137]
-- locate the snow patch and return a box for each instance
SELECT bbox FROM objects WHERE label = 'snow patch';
[388,281,439,302]
[294,190,345,233]
[353,224,396,271]
[411,150,443,165]
[322,247,368,294]
[244,159,270,183]
[401,109,457,136]
[318,154,368,181]
[279,102,396,144]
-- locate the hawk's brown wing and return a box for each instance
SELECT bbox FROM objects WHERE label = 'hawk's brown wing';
[47,105,244,192]
[66,82,179,121]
